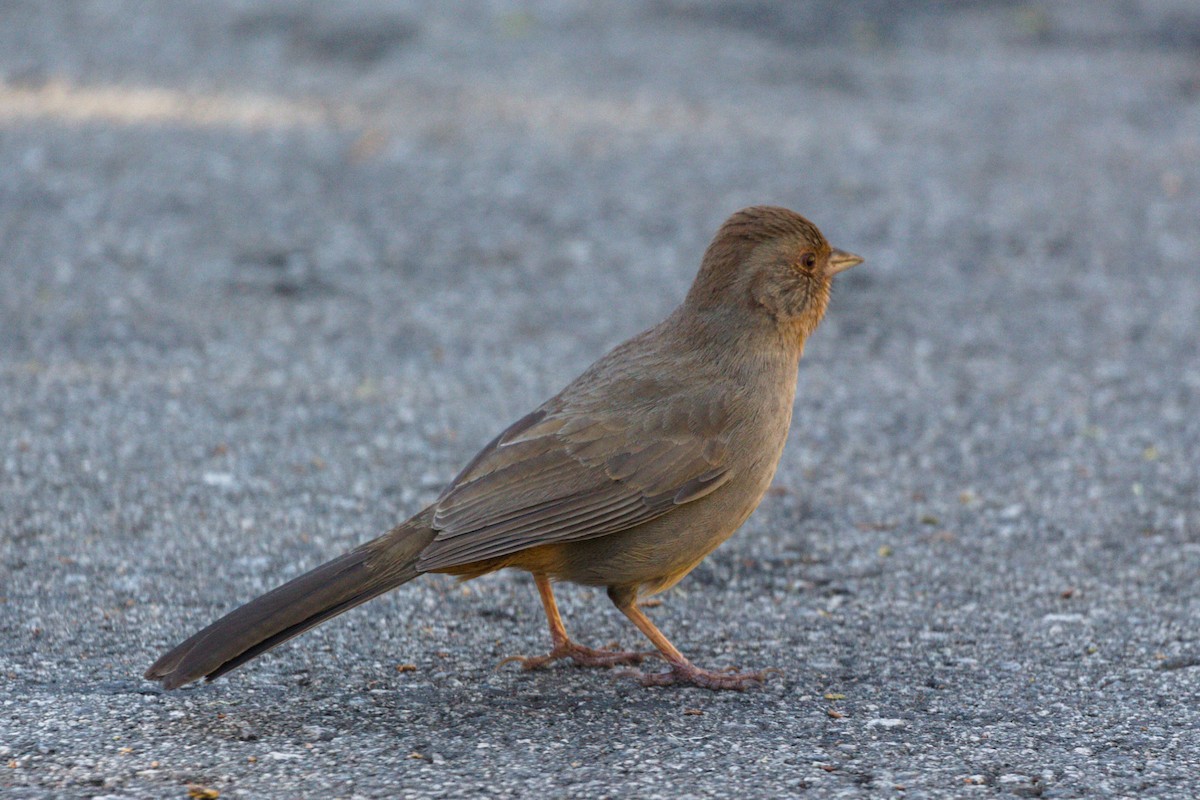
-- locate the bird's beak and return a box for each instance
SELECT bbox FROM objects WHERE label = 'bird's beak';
[826,248,864,277]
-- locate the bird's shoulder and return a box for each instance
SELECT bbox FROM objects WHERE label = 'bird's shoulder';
[414,325,743,570]
[462,321,740,486]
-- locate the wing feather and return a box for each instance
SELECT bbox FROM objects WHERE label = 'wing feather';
[415,389,733,572]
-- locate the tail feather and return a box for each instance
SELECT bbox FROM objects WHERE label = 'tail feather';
[145,508,437,690]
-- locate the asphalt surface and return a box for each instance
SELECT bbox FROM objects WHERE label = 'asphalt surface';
[2,1,1199,798]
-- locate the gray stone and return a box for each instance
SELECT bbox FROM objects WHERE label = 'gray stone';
[2,1,1199,798]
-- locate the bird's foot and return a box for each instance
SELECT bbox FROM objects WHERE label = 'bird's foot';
[499,641,652,671]
[622,663,782,691]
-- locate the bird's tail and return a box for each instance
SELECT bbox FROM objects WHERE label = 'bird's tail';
[144,506,438,690]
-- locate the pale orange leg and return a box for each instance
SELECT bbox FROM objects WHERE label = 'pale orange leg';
[499,575,651,670]
[609,587,780,691]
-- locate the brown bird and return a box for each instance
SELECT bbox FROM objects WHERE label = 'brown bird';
[145,206,862,691]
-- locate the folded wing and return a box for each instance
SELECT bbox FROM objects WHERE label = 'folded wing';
[415,395,732,572]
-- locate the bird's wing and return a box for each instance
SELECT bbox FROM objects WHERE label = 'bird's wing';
[415,393,733,572]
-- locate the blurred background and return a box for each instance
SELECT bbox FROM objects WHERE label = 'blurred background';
[2,1,1199,797]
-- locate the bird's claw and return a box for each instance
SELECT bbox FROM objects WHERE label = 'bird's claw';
[499,642,653,671]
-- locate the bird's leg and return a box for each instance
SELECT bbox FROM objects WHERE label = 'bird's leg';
[608,586,780,691]
[498,575,650,670]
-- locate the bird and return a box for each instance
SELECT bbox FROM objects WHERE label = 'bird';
[144,206,863,692]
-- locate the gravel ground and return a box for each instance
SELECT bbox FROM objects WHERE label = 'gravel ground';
[2,1,1199,798]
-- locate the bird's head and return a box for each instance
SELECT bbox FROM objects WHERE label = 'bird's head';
[685,206,862,344]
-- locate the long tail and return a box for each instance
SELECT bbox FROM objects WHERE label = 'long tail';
[144,507,438,690]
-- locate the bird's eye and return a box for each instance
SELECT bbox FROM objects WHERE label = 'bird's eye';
[800,253,817,270]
